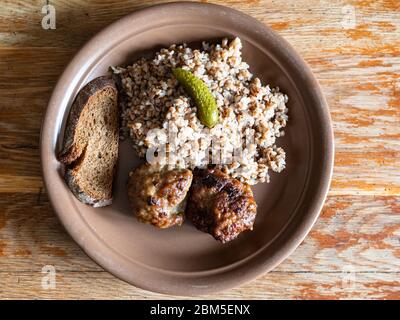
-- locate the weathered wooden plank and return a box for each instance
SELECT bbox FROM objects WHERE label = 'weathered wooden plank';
[1,193,398,276]
[1,270,399,299]
[0,48,73,180]
[0,0,398,49]
[285,195,400,273]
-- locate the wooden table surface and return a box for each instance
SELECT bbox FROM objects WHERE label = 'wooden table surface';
[0,0,399,299]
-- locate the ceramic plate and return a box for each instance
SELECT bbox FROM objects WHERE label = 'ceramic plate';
[41,2,334,295]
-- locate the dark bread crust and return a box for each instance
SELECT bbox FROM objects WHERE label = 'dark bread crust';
[58,76,117,164]
[58,76,118,207]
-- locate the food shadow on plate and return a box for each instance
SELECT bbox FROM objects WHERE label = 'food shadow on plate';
[111,139,143,218]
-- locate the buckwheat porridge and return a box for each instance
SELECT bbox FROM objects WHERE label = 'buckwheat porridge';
[112,37,288,185]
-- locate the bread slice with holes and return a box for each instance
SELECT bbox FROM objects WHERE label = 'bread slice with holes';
[58,76,119,207]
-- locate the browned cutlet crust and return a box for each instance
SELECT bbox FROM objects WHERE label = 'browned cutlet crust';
[186,168,257,243]
[127,164,193,228]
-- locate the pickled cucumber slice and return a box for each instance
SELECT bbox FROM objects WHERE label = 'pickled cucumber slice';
[172,68,219,128]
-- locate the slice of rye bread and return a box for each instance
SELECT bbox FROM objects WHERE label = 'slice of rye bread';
[58,76,119,207]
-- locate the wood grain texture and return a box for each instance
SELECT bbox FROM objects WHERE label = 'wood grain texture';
[0,0,399,299]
